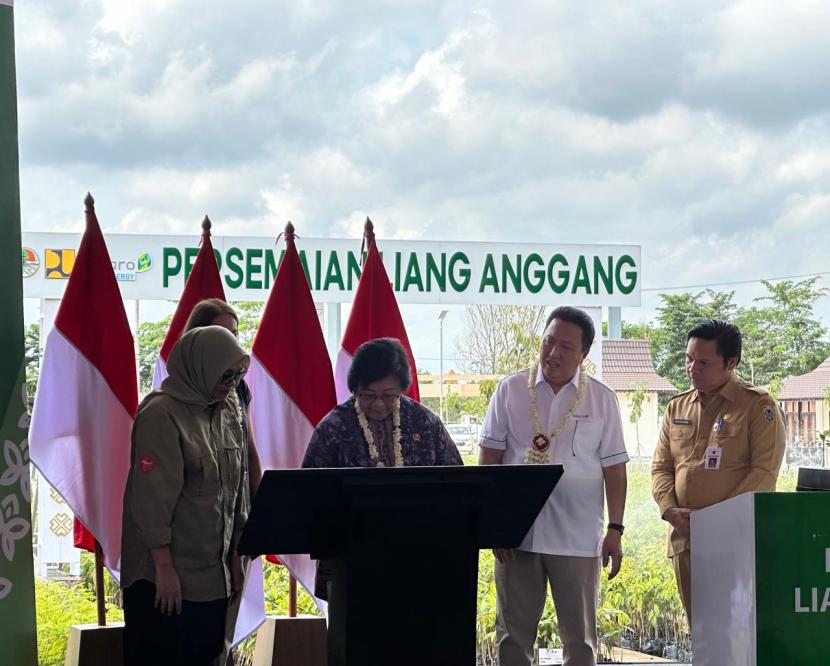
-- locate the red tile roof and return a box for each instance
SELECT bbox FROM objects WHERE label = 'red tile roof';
[778,358,830,400]
[602,339,678,394]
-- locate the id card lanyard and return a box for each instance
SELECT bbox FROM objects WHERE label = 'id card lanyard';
[705,415,728,470]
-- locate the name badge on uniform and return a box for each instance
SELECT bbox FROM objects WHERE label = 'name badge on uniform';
[704,446,722,470]
[673,418,692,425]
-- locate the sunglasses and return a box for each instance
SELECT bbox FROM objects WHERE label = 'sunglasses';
[218,368,247,386]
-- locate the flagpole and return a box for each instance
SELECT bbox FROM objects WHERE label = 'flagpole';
[283,221,300,619]
[86,193,107,628]
[79,195,107,628]
[94,539,107,626]
[288,575,298,617]
[364,216,374,254]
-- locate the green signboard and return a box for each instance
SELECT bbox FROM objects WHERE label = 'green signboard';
[161,246,639,296]
[0,1,38,663]
[756,492,830,665]
[693,491,830,665]
[21,232,642,306]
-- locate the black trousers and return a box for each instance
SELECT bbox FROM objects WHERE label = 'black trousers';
[123,580,228,666]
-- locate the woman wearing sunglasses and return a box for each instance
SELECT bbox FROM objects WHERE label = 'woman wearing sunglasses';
[121,325,250,665]
[183,298,262,666]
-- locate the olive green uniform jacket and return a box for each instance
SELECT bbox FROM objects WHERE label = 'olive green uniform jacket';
[121,326,248,603]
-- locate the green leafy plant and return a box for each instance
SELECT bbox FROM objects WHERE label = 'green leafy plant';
[36,579,124,666]
[628,385,647,457]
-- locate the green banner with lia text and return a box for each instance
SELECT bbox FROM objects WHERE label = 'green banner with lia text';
[755,493,830,665]
[0,2,38,664]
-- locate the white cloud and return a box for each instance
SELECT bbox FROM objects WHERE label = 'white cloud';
[12,0,830,338]
[261,176,309,227]
[776,193,830,233]
[777,149,830,185]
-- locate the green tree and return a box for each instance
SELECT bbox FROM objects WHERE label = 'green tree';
[737,278,830,386]
[456,305,546,374]
[628,385,647,457]
[479,378,497,402]
[135,301,265,395]
[79,551,121,608]
[232,301,264,351]
[601,321,651,340]
[24,322,40,408]
[444,392,464,422]
[36,579,124,666]
[737,305,771,385]
[647,280,828,392]
[436,392,487,422]
[622,321,652,340]
[650,290,739,390]
[136,315,172,394]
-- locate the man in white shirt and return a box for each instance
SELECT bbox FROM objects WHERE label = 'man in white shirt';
[479,306,628,666]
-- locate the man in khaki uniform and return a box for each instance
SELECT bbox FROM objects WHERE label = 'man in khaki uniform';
[652,319,785,623]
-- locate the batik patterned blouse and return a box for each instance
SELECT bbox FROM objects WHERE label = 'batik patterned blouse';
[302,395,463,468]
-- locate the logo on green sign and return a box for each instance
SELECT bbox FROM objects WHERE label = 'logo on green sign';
[137,252,152,272]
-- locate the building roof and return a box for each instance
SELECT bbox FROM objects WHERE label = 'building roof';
[778,358,830,400]
[601,339,678,394]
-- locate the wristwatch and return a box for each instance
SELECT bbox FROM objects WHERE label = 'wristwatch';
[607,522,625,534]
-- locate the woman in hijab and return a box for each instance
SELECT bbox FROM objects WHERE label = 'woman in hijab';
[183,298,261,666]
[121,325,250,666]
[184,298,262,501]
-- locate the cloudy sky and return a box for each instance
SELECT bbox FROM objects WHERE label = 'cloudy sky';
[13,0,830,370]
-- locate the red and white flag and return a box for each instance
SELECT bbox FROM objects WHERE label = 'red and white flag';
[152,216,225,388]
[247,223,336,613]
[334,220,420,402]
[29,194,138,579]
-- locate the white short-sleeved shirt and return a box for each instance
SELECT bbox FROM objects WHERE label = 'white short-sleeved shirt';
[480,366,628,557]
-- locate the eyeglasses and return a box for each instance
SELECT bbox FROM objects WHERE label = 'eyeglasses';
[218,368,247,386]
[356,390,401,405]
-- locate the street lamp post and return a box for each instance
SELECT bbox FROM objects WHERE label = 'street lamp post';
[438,310,448,422]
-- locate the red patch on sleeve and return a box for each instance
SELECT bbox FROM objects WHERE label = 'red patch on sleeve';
[139,456,155,473]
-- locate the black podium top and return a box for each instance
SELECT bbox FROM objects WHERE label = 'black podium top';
[238,464,563,558]
[797,467,830,491]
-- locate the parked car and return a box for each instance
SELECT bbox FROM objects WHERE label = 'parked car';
[446,423,477,454]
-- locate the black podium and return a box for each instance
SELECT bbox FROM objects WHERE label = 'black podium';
[239,464,563,666]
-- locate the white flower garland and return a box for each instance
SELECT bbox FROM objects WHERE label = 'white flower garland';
[526,363,588,464]
[355,398,404,467]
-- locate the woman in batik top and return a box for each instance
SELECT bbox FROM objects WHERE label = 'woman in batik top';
[302,337,462,599]
[302,337,462,469]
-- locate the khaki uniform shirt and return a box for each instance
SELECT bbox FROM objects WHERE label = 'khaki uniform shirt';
[121,393,246,602]
[652,373,785,557]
